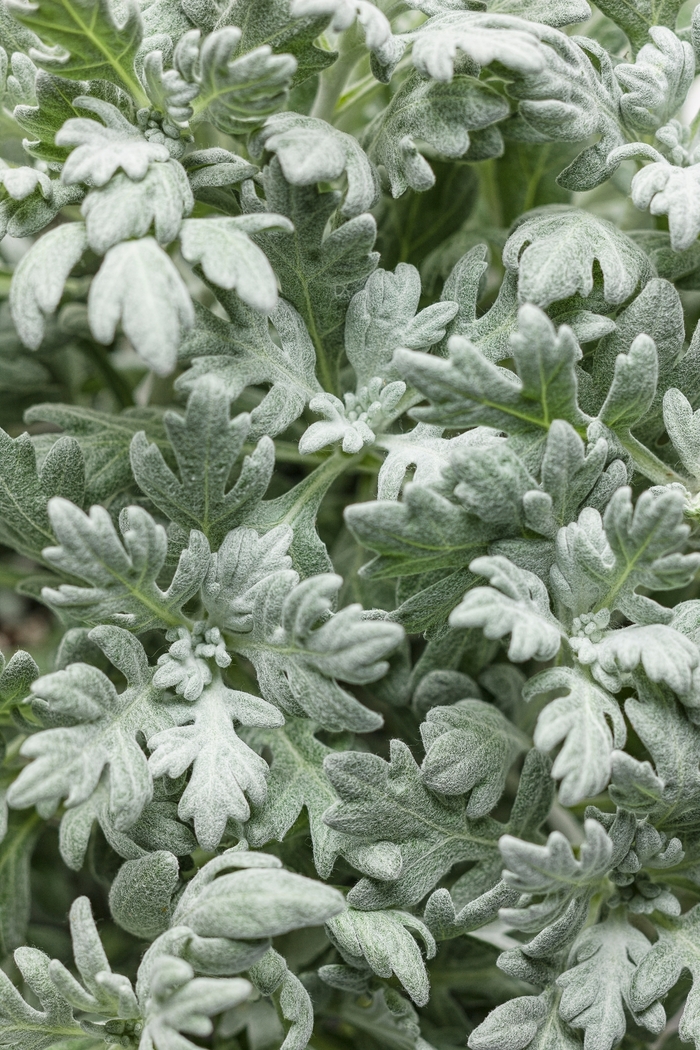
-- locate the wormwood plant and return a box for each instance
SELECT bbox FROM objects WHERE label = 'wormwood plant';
[6,1,700,1050]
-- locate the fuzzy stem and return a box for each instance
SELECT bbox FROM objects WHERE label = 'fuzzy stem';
[311,26,365,125]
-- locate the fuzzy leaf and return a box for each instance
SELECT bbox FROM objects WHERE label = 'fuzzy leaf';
[344,263,457,388]
[557,912,665,1048]
[88,237,194,375]
[551,487,700,623]
[525,667,626,805]
[10,222,87,350]
[170,854,345,940]
[0,945,82,1049]
[25,403,169,505]
[450,556,562,662]
[242,157,378,381]
[81,160,193,254]
[364,71,508,197]
[629,904,700,1046]
[187,29,292,132]
[141,957,251,1050]
[179,214,293,313]
[7,0,144,98]
[130,378,274,548]
[41,499,210,631]
[0,427,84,562]
[178,297,321,439]
[7,626,169,832]
[400,303,587,441]
[503,208,654,309]
[420,698,528,814]
[254,112,380,218]
[243,717,344,879]
[326,907,436,1006]
[324,739,504,908]
[216,567,401,733]
[148,676,283,850]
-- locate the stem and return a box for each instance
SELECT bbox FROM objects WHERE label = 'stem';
[478,159,504,230]
[311,27,365,125]
[77,339,134,409]
[0,564,36,589]
[547,801,584,845]
[274,449,358,530]
[620,431,689,487]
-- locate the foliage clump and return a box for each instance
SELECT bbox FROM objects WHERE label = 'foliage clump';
[2,0,700,1048]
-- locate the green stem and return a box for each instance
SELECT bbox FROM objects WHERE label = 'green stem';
[275,449,358,530]
[0,564,36,589]
[311,27,365,125]
[478,159,504,231]
[77,339,134,409]
[620,431,689,487]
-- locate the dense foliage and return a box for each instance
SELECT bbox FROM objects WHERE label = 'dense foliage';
[3,0,700,1047]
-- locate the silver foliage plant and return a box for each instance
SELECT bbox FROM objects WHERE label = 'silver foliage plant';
[4,0,700,1048]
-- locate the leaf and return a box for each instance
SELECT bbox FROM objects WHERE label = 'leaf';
[628,161,700,253]
[25,402,170,505]
[190,25,297,133]
[243,716,344,878]
[179,214,293,313]
[468,987,580,1050]
[0,812,42,957]
[253,112,380,219]
[557,912,665,1049]
[0,427,84,562]
[499,818,613,954]
[665,387,700,480]
[170,851,345,940]
[551,487,700,623]
[7,0,145,100]
[345,476,495,580]
[130,377,274,548]
[324,738,504,908]
[326,907,436,1006]
[409,12,545,82]
[0,945,82,1049]
[48,895,140,1021]
[420,698,528,814]
[13,70,102,165]
[217,568,402,732]
[7,626,170,831]
[41,498,210,631]
[88,237,194,375]
[609,681,700,834]
[81,160,193,254]
[629,904,700,1046]
[216,0,336,84]
[344,263,457,388]
[139,955,252,1050]
[363,71,508,197]
[502,208,654,309]
[597,334,658,434]
[178,296,321,440]
[399,303,587,441]
[10,222,87,350]
[242,157,378,387]
[574,623,700,708]
[594,0,686,49]
[289,0,392,49]
[450,556,563,662]
[108,851,180,939]
[248,948,314,1050]
[57,101,170,186]
[148,675,283,850]
[524,666,626,806]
